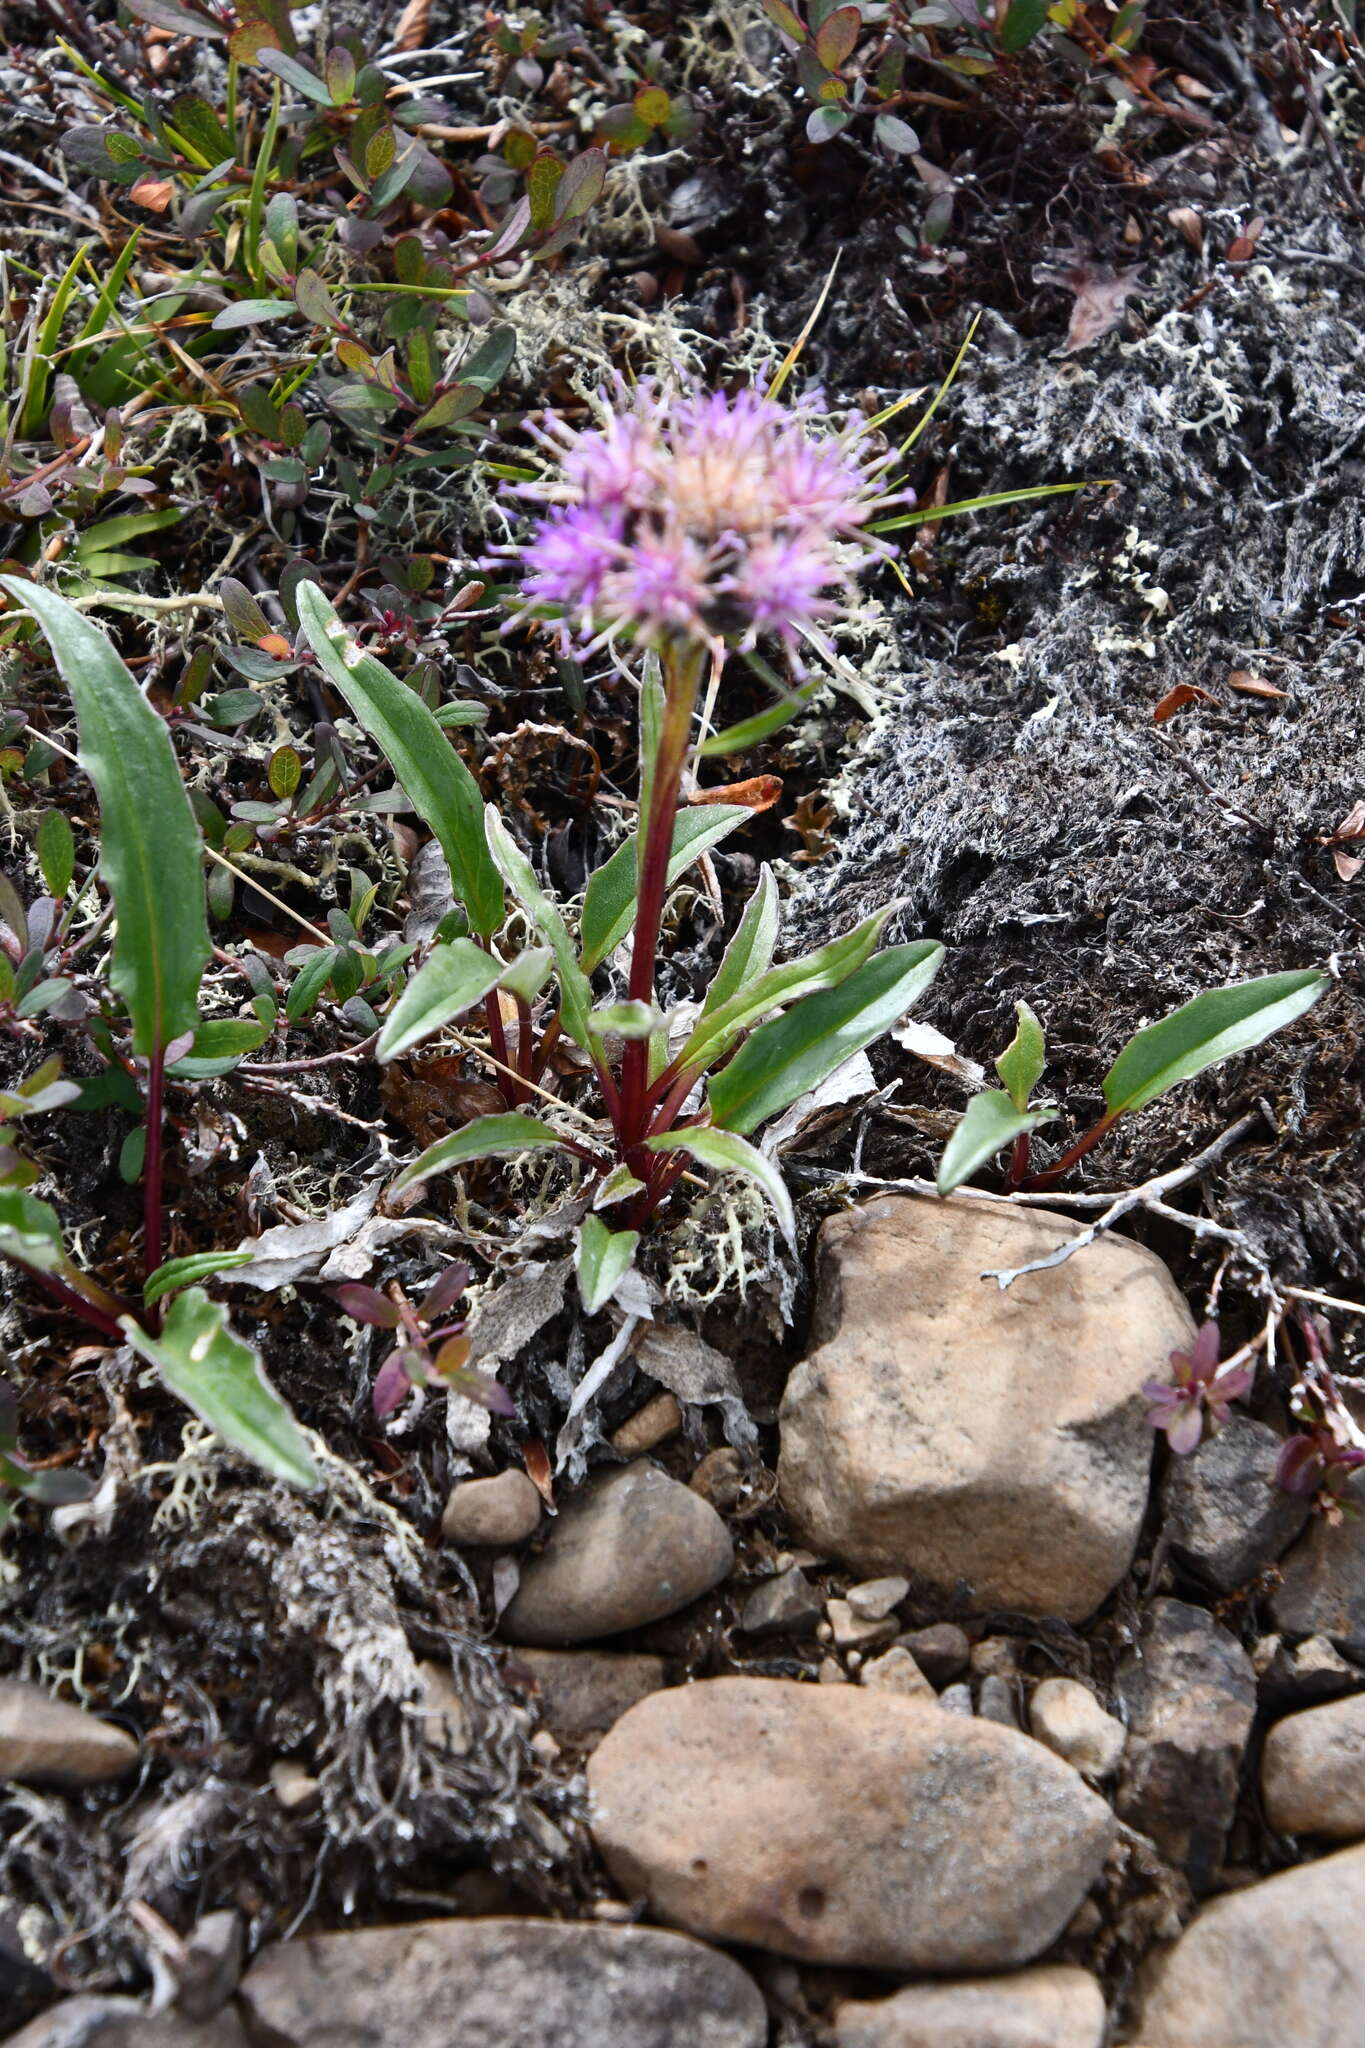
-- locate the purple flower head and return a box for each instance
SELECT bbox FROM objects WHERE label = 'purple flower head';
[509,376,904,657]
[1143,1319,1253,1456]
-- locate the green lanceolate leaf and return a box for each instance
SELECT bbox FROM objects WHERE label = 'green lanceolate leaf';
[376,939,503,1061]
[1,580,211,1056]
[167,1016,272,1079]
[701,868,780,1020]
[936,1089,1057,1197]
[579,806,750,973]
[1102,970,1330,1118]
[392,1111,573,1197]
[575,1213,639,1314]
[674,904,903,1089]
[36,810,75,899]
[648,1125,796,1248]
[143,1248,254,1307]
[995,1000,1046,1113]
[0,1186,67,1276]
[296,584,504,937]
[708,941,945,1137]
[122,1288,317,1488]
[484,809,594,1049]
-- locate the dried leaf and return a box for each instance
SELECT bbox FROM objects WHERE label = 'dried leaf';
[392,0,431,47]
[1167,206,1203,251]
[522,1438,554,1508]
[130,176,175,211]
[1037,250,1144,352]
[1228,669,1288,701]
[690,775,783,813]
[1152,682,1215,724]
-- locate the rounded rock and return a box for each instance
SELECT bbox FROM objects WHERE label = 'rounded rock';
[587,1675,1114,1972]
[1137,1843,1365,2046]
[442,1469,543,1548]
[500,1461,733,1645]
[834,1964,1107,2048]
[1261,1692,1365,1840]
[1029,1678,1125,1781]
[778,1197,1193,1620]
[238,1918,766,2048]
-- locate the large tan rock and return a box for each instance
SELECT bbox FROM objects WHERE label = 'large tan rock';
[238,1918,766,2048]
[1137,1843,1365,2046]
[778,1197,1194,1619]
[1261,1692,1365,1839]
[834,1965,1107,2047]
[587,1676,1114,1972]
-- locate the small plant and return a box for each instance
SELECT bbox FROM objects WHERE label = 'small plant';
[937,974,1329,1197]
[1143,1320,1252,1456]
[333,1263,514,1420]
[0,579,314,1487]
[0,1372,93,1534]
[299,374,949,1302]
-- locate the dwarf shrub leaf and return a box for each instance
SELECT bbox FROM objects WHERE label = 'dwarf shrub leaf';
[579,806,750,972]
[376,939,503,1061]
[1102,970,1329,1118]
[2,580,210,1056]
[392,1112,573,1196]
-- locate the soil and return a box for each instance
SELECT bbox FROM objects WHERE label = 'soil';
[1,1,1364,2041]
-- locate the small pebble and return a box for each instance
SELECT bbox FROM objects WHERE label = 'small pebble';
[739,1566,822,1639]
[898,1622,970,1687]
[939,1683,973,1717]
[970,1635,1021,1680]
[845,1575,909,1622]
[817,1657,847,1684]
[860,1647,936,1702]
[1029,1677,1126,1781]
[0,1679,138,1788]
[610,1392,682,1457]
[978,1674,1020,1727]
[442,1469,542,1548]
[826,1598,897,1650]
[269,1759,319,1812]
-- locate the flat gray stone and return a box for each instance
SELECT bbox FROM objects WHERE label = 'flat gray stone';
[502,1647,665,1746]
[0,1682,138,1789]
[739,1567,821,1639]
[500,1462,733,1645]
[1115,1597,1255,1892]
[237,1918,766,2048]
[1270,1475,1365,1656]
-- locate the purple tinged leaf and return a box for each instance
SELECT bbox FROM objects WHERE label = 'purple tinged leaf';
[1275,1433,1324,1496]
[333,1283,402,1328]
[1165,1400,1205,1456]
[371,1350,415,1418]
[417,1261,470,1321]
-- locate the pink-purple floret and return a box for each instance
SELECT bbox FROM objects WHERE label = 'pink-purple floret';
[505,377,903,655]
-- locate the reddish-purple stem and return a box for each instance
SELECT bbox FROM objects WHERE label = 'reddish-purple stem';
[1024,1109,1120,1191]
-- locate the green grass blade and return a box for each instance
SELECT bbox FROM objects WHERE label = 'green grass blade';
[871,481,1106,535]
[1,579,210,1055]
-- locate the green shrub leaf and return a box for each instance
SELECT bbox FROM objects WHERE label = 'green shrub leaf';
[579,806,750,973]
[995,1000,1046,1112]
[1102,970,1330,1118]
[648,1125,796,1247]
[392,1112,572,1197]
[1,579,210,1056]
